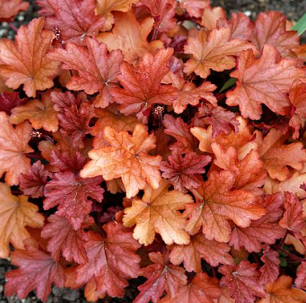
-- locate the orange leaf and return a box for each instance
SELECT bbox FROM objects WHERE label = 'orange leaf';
[258,275,306,303]
[255,128,306,181]
[0,18,60,97]
[159,273,221,303]
[9,90,59,132]
[0,112,33,185]
[97,11,163,64]
[212,143,266,193]
[184,27,256,78]
[226,45,306,120]
[123,180,193,245]
[0,183,44,258]
[96,0,138,15]
[187,170,265,242]
[169,233,233,272]
[80,124,162,198]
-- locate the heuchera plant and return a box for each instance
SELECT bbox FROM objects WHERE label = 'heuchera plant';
[1,0,306,302]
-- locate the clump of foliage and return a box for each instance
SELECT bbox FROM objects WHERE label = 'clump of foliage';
[1,0,306,302]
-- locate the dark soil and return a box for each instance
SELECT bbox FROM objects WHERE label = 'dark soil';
[0,0,306,302]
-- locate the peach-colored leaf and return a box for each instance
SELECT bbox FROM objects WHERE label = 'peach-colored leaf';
[0,18,60,97]
[97,11,163,64]
[80,124,162,198]
[123,180,193,245]
[0,183,44,258]
[9,90,59,132]
[258,275,306,303]
[0,112,33,185]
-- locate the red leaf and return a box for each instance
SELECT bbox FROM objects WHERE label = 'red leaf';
[49,150,87,173]
[163,114,198,152]
[169,233,233,272]
[0,0,29,21]
[5,239,65,302]
[19,161,50,198]
[161,149,211,193]
[135,251,187,303]
[41,214,93,264]
[141,0,177,33]
[44,0,105,44]
[279,191,305,234]
[48,37,123,108]
[198,104,240,138]
[259,246,280,285]
[0,92,25,114]
[111,48,178,122]
[51,91,94,148]
[44,171,103,230]
[219,261,265,303]
[295,262,306,289]
[76,222,141,299]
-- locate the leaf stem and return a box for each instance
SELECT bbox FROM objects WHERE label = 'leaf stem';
[274,244,306,262]
[8,23,18,32]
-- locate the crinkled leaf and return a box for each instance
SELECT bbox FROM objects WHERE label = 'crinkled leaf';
[4,239,65,302]
[44,171,103,230]
[9,90,59,132]
[0,183,44,258]
[0,112,33,185]
[230,193,285,253]
[169,233,233,272]
[19,161,50,198]
[134,251,187,303]
[97,11,163,64]
[184,27,256,78]
[219,261,265,303]
[123,180,193,245]
[187,170,265,242]
[76,222,141,299]
[48,38,123,108]
[111,48,177,122]
[80,124,162,198]
[0,18,60,97]
[226,45,306,120]
[41,214,92,264]
[44,0,105,44]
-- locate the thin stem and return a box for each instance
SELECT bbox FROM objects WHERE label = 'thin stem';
[274,245,306,262]
[8,23,18,32]
[278,230,288,248]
